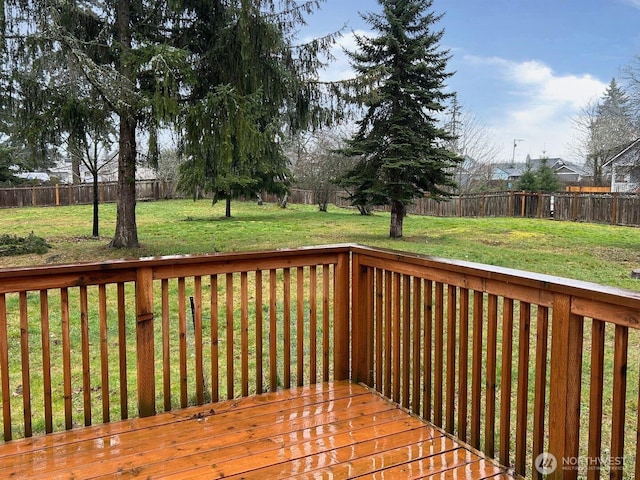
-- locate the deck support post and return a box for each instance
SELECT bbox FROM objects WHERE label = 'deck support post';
[351,253,374,386]
[136,267,156,417]
[334,252,350,381]
[548,293,583,480]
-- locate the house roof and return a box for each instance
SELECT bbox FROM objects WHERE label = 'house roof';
[490,158,589,180]
[602,138,640,168]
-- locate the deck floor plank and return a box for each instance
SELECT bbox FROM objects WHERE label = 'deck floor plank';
[0,381,516,479]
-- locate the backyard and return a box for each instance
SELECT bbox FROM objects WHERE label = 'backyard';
[2,199,640,478]
[1,198,639,291]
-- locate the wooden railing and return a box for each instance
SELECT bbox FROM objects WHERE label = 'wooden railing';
[349,245,640,480]
[2,244,640,479]
[0,246,350,435]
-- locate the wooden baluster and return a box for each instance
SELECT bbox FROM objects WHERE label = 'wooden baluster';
[375,269,383,393]
[240,272,249,396]
[79,286,91,426]
[457,288,469,441]
[402,275,411,408]
[485,294,498,457]
[98,284,110,423]
[0,293,10,441]
[194,276,204,404]
[283,268,291,389]
[296,267,304,387]
[384,270,392,399]
[610,325,628,480]
[423,280,433,422]
[392,273,402,404]
[322,265,330,382]
[411,277,422,415]
[61,288,73,428]
[226,273,234,399]
[587,319,605,480]
[255,271,263,394]
[532,306,549,480]
[117,283,128,419]
[500,298,514,464]
[40,290,53,433]
[161,279,171,411]
[515,302,531,476]
[446,285,457,433]
[309,266,317,385]
[470,291,484,450]
[269,269,277,392]
[434,282,444,427]
[178,278,187,408]
[210,275,219,402]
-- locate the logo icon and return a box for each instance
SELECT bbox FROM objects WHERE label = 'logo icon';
[535,452,558,475]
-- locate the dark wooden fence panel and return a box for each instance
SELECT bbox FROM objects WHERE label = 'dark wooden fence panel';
[3,182,640,227]
[0,181,176,208]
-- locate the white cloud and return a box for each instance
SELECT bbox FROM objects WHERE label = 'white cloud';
[316,29,370,82]
[621,0,640,9]
[462,55,607,161]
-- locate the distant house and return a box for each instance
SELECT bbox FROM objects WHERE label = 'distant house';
[603,138,640,192]
[490,157,591,188]
[48,158,157,184]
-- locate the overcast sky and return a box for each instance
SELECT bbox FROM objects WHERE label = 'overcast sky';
[301,0,640,162]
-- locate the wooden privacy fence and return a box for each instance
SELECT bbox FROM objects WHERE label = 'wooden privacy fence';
[2,245,640,479]
[272,189,640,227]
[0,180,175,208]
[409,191,640,226]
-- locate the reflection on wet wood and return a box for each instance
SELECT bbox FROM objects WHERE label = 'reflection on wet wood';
[0,381,513,479]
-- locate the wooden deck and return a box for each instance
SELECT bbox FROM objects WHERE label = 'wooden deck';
[0,382,514,479]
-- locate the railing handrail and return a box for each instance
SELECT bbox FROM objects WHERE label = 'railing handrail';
[3,242,639,302]
[2,244,640,479]
[351,245,640,323]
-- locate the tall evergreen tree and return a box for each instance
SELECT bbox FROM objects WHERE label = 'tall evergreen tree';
[587,78,638,184]
[337,0,461,238]
[176,0,336,217]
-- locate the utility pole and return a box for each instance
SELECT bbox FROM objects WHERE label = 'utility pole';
[511,139,524,167]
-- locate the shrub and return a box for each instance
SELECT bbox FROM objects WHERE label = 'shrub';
[0,232,51,256]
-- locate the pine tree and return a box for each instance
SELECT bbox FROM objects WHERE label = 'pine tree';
[588,78,638,184]
[1,0,187,248]
[535,157,562,193]
[337,0,461,238]
[176,0,337,217]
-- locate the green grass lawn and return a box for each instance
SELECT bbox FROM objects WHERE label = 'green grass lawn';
[2,198,639,290]
[2,198,640,478]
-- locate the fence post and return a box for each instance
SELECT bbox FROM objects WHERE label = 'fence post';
[334,251,351,381]
[351,252,374,386]
[611,192,618,225]
[136,266,156,417]
[548,293,584,480]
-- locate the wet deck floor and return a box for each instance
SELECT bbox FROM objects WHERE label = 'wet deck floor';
[0,381,516,479]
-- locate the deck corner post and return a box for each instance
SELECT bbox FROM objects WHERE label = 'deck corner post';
[351,252,374,386]
[136,266,156,417]
[548,293,583,480]
[334,251,351,381]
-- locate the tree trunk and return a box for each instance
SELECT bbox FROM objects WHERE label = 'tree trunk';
[389,200,406,238]
[110,114,139,248]
[69,137,82,184]
[92,173,99,238]
[110,0,139,248]
[225,196,232,218]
